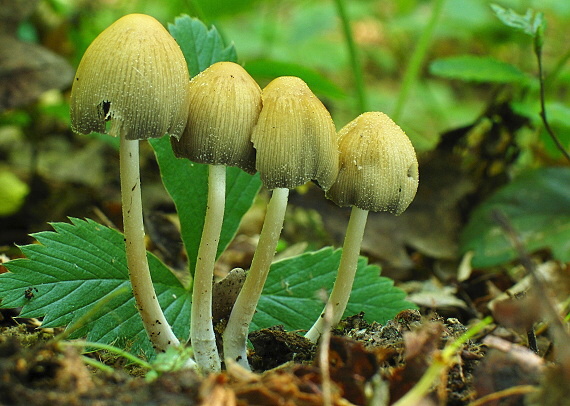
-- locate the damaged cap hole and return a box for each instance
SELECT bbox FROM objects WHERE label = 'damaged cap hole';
[101,100,111,120]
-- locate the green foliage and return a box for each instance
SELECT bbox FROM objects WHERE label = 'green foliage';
[460,167,570,267]
[150,137,261,276]
[429,56,529,84]
[252,247,413,331]
[168,15,237,77]
[1,218,191,357]
[0,169,29,216]
[189,0,264,21]
[245,59,346,100]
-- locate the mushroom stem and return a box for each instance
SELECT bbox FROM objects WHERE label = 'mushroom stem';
[119,136,180,352]
[223,187,289,369]
[305,206,369,343]
[190,164,225,373]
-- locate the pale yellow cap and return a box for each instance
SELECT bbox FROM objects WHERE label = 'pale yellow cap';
[251,76,339,190]
[70,14,190,140]
[172,62,261,174]
[326,112,419,214]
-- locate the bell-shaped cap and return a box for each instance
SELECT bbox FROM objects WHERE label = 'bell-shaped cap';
[70,14,190,140]
[326,112,419,214]
[172,62,261,174]
[251,76,339,190]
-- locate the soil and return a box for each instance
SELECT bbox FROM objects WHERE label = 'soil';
[1,299,568,405]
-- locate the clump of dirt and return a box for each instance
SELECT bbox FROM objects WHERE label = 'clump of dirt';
[248,325,316,370]
[0,336,204,406]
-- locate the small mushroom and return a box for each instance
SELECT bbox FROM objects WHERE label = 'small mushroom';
[171,61,261,373]
[172,61,259,173]
[223,76,339,369]
[305,111,419,343]
[251,76,338,190]
[70,14,190,354]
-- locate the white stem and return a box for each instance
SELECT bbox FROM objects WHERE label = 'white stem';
[305,206,369,343]
[191,164,226,373]
[120,137,180,352]
[223,187,289,370]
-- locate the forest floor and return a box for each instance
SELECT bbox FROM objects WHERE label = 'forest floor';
[1,144,569,406]
[1,256,569,405]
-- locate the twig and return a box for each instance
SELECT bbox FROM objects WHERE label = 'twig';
[492,210,570,370]
[468,385,538,406]
[534,35,570,163]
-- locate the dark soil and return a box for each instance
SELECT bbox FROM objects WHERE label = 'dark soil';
[2,304,567,406]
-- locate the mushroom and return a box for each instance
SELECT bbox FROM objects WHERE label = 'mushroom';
[304,111,419,343]
[223,76,339,369]
[171,61,261,372]
[70,14,190,353]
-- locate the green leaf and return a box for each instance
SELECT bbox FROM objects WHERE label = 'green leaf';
[0,218,190,358]
[245,59,346,100]
[168,15,237,77]
[429,55,528,84]
[252,247,414,331]
[460,167,570,267]
[149,137,262,276]
[490,4,544,37]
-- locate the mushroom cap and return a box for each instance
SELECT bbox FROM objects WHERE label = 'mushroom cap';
[326,112,419,214]
[70,14,190,140]
[171,61,261,174]
[251,76,339,190]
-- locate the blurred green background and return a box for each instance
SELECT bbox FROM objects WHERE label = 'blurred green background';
[1,0,569,271]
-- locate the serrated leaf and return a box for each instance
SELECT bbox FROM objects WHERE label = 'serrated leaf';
[168,15,237,77]
[460,167,570,267]
[0,218,190,358]
[149,137,262,276]
[429,55,528,84]
[252,247,414,331]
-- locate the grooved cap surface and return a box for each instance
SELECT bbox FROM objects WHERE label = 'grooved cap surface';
[172,62,261,174]
[326,112,419,214]
[70,14,190,140]
[251,76,339,190]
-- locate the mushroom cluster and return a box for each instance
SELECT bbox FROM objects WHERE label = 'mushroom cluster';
[70,13,419,374]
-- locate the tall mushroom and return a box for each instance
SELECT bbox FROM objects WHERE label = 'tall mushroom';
[223,76,339,369]
[171,61,261,372]
[305,111,419,343]
[70,14,190,353]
